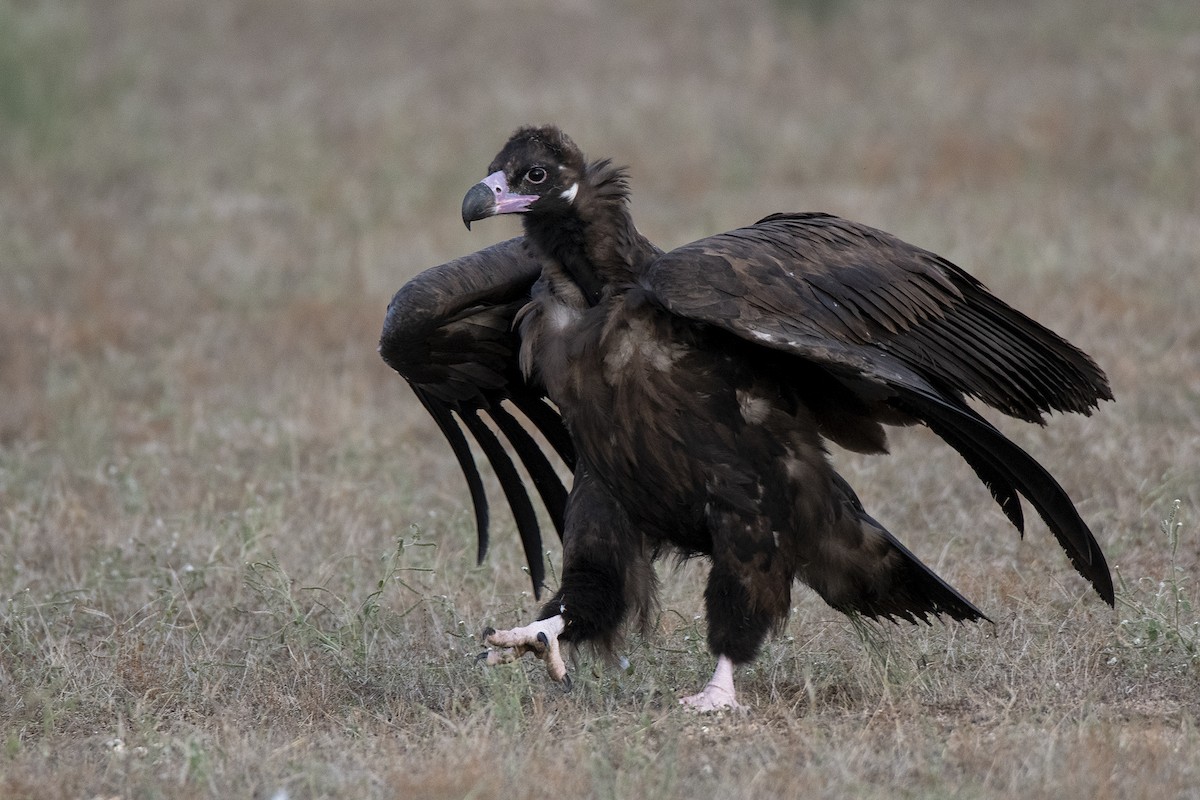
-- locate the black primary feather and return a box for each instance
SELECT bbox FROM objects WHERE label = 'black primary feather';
[379,237,574,596]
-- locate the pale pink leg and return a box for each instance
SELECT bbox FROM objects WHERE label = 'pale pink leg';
[680,655,746,712]
[481,614,570,687]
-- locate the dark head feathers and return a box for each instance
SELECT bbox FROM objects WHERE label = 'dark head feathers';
[489,125,587,176]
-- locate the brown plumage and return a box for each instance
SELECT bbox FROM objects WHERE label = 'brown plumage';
[379,125,1113,710]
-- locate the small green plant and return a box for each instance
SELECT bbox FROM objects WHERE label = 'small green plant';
[239,528,436,668]
[1115,500,1198,662]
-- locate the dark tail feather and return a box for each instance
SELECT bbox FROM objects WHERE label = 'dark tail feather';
[867,519,991,624]
[897,391,1114,606]
[828,473,989,624]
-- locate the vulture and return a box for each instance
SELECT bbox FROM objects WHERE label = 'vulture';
[379,125,1113,711]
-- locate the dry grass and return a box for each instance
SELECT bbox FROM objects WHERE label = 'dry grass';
[1,0,1198,797]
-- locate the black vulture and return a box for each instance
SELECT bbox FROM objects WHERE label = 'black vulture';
[379,125,1113,710]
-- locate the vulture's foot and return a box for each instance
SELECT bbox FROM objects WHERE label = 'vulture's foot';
[679,655,746,713]
[479,614,571,689]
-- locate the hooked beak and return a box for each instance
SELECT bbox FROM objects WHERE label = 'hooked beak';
[462,170,538,230]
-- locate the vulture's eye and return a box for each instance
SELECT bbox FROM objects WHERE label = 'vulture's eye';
[525,167,548,185]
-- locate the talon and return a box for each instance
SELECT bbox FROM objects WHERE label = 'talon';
[476,615,568,686]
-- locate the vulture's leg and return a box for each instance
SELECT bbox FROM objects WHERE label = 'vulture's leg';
[681,505,792,712]
[680,655,743,712]
[481,467,652,687]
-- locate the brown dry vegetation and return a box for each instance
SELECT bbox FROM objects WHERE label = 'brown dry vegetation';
[1,1,1198,797]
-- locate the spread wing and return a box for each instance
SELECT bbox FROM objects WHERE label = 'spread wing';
[379,237,574,596]
[642,212,1114,604]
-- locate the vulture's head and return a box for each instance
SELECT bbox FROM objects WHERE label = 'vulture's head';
[461,126,589,229]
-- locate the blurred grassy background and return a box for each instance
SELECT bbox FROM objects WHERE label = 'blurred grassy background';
[1,0,1198,797]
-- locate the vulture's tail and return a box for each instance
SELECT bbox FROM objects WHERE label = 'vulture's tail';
[860,519,992,624]
[818,473,990,624]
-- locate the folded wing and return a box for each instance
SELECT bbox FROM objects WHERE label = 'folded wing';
[643,212,1114,604]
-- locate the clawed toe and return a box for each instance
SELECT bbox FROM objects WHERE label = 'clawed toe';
[477,614,569,687]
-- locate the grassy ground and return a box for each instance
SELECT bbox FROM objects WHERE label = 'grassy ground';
[2,0,1198,797]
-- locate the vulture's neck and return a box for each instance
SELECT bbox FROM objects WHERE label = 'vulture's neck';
[524,160,651,307]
